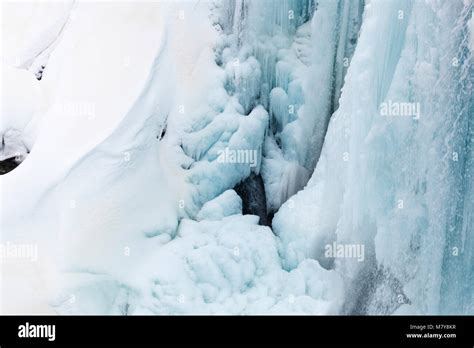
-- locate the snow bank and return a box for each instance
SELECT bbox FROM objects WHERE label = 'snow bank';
[1,1,176,312]
[0,66,41,160]
[53,215,343,314]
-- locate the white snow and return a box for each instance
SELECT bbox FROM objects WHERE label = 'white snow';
[196,190,242,221]
[1,0,176,312]
[52,214,343,314]
[0,66,41,160]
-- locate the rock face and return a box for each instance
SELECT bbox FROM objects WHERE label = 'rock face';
[234,173,269,226]
[0,157,20,175]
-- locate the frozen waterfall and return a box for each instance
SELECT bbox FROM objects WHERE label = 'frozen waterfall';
[0,0,472,315]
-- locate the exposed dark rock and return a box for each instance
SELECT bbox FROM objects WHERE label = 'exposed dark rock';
[234,173,269,226]
[0,157,21,175]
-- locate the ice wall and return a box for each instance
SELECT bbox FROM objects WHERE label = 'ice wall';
[274,0,473,314]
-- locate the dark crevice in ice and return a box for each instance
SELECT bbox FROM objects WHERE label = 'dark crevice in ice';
[234,173,269,226]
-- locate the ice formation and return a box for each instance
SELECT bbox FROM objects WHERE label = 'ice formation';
[0,0,472,315]
[273,0,473,314]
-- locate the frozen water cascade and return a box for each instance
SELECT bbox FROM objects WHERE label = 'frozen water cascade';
[213,0,364,220]
[273,0,474,314]
[0,0,472,315]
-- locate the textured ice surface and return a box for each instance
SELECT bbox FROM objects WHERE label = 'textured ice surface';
[196,190,242,221]
[52,215,343,314]
[274,0,473,314]
[214,0,363,213]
